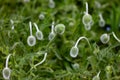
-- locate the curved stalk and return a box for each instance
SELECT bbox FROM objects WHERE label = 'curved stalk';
[33,23,40,32]
[112,32,120,43]
[6,54,12,68]
[29,53,47,71]
[74,36,91,48]
[99,13,104,21]
[10,19,14,30]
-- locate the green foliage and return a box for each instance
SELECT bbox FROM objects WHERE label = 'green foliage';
[0,0,120,80]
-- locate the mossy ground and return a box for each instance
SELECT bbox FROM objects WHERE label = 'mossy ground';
[0,0,120,80]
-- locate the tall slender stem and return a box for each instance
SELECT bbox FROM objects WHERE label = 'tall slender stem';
[97,71,101,77]
[86,2,88,14]
[29,21,33,36]
[112,32,120,43]
[6,54,11,68]
[33,23,40,32]
[34,53,47,67]
[10,19,14,30]
[99,13,103,21]
[51,21,55,33]
[75,36,91,48]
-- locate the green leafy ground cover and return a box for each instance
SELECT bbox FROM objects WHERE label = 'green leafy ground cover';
[0,0,120,80]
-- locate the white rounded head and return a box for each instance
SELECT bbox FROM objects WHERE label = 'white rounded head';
[72,63,79,70]
[36,31,43,40]
[48,32,56,41]
[27,35,36,46]
[54,24,65,35]
[48,0,55,8]
[99,20,105,27]
[70,46,79,58]
[100,33,110,44]
[39,13,45,20]
[82,14,92,25]
[2,67,11,80]
[84,24,91,31]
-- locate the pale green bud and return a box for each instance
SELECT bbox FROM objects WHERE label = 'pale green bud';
[27,35,36,46]
[2,67,11,80]
[54,24,65,35]
[82,14,92,25]
[100,33,110,44]
[48,32,56,41]
[34,23,44,40]
[70,46,79,58]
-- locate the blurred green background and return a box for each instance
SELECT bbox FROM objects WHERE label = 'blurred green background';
[0,0,120,80]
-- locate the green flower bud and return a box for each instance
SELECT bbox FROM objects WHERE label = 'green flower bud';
[49,0,55,8]
[27,36,36,46]
[54,24,65,35]
[72,63,79,70]
[39,13,45,20]
[2,54,12,80]
[34,23,44,40]
[99,20,105,27]
[82,14,92,25]
[36,31,43,40]
[84,24,91,30]
[82,2,93,30]
[70,46,79,58]
[2,67,11,80]
[99,13,105,27]
[48,32,56,41]
[48,21,56,41]
[105,66,112,74]
[70,36,91,58]
[100,33,110,44]
[27,22,36,46]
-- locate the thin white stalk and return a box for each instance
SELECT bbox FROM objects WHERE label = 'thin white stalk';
[75,36,91,48]
[97,71,101,77]
[10,19,14,24]
[86,2,88,14]
[51,21,55,33]
[29,21,33,36]
[33,23,40,32]
[112,32,120,43]
[6,54,12,68]
[49,0,53,3]
[48,22,56,41]
[92,71,101,80]
[34,53,47,67]
[10,19,14,30]
[10,42,21,50]
[99,13,105,27]
[99,13,104,21]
